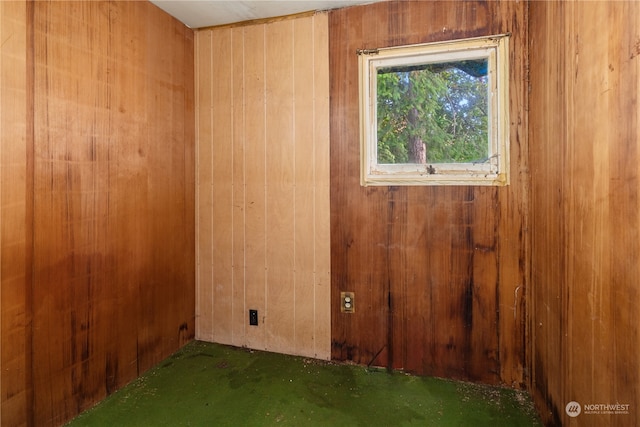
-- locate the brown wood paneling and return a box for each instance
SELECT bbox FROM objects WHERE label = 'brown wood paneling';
[312,18,332,355]
[242,22,269,350]
[528,2,568,423]
[211,26,234,345]
[195,13,331,359]
[195,28,214,343]
[264,19,296,354]
[230,26,246,349]
[1,1,32,425]
[293,18,316,354]
[26,2,195,425]
[529,1,640,426]
[330,1,529,385]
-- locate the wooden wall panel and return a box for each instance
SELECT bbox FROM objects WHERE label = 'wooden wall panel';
[230,26,246,349]
[242,24,268,351]
[1,2,31,425]
[264,20,296,354]
[529,1,640,426]
[24,2,195,426]
[329,1,529,385]
[195,14,331,359]
[195,29,214,342]
[210,27,234,345]
[312,21,332,354]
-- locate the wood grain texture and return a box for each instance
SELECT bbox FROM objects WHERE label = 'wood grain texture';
[195,13,331,359]
[1,2,32,425]
[195,28,214,343]
[329,0,529,385]
[264,19,296,354]
[25,2,195,425]
[529,1,640,425]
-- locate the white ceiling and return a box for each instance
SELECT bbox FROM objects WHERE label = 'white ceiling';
[150,0,383,29]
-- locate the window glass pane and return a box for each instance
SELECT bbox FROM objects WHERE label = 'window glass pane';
[376,59,489,165]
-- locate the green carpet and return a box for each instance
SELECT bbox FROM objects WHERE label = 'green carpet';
[66,341,542,426]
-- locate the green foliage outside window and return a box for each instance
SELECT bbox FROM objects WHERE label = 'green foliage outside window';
[376,60,489,165]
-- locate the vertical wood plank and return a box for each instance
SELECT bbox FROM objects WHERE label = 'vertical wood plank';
[195,30,214,341]
[528,2,567,423]
[1,1,31,424]
[496,0,530,388]
[265,19,296,354]
[608,4,640,424]
[293,16,317,356]
[470,187,499,382]
[231,26,247,348]
[312,13,331,360]
[243,23,268,350]
[211,27,234,345]
[567,2,610,414]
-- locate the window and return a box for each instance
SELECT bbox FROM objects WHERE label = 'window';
[358,34,510,186]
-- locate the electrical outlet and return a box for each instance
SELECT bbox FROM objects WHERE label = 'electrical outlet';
[340,292,355,313]
[249,309,258,326]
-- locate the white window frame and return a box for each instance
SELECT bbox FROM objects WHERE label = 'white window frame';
[358,34,510,186]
